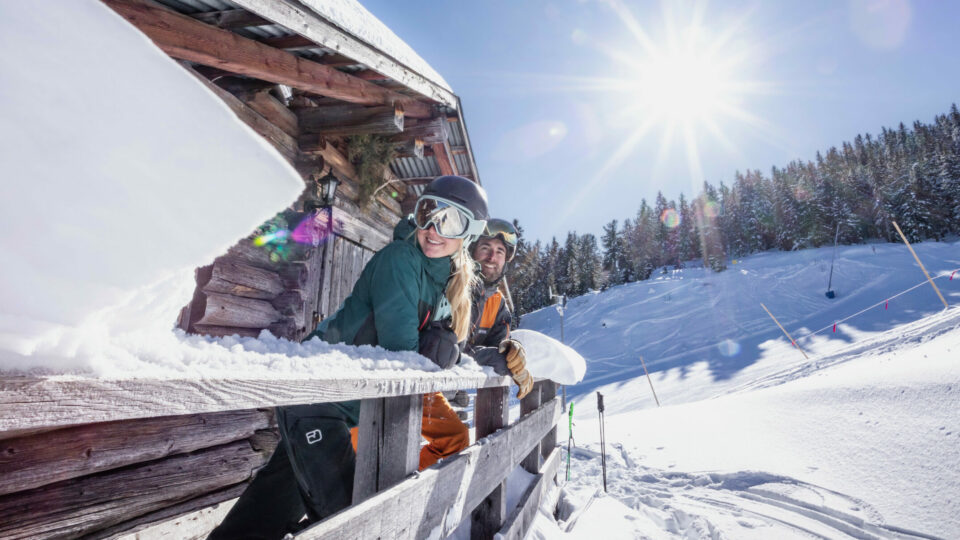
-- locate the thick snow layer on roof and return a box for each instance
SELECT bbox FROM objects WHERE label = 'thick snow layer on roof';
[0,1,378,377]
[300,0,452,92]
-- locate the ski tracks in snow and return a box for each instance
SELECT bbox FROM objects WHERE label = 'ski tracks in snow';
[564,444,940,539]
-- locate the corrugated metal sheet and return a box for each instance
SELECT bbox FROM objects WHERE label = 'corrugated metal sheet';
[391,156,440,179]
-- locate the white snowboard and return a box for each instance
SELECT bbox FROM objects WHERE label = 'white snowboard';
[510,329,586,385]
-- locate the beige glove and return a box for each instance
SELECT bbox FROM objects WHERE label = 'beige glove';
[499,339,533,399]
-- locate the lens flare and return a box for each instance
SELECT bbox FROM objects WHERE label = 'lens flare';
[717,339,741,357]
[660,208,680,229]
[702,200,719,218]
[291,208,335,246]
[254,229,289,246]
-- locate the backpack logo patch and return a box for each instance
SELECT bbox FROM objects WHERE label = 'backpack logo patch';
[305,429,323,445]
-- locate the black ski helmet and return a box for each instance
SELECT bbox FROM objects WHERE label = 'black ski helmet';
[421,175,489,221]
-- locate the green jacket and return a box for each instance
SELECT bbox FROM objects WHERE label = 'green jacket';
[299,218,453,426]
[307,217,453,351]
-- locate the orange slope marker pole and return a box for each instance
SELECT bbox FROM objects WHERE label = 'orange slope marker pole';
[638,355,660,407]
[760,303,809,360]
[892,221,949,310]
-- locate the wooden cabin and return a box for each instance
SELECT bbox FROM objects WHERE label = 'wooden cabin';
[0,1,558,539]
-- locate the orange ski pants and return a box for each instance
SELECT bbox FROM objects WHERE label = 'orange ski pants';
[348,392,470,470]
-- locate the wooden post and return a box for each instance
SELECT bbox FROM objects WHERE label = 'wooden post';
[520,382,543,473]
[540,381,558,459]
[892,221,949,309]
[760,303,809,360]
[352,395,423,505]
[472,386,509,539]
[639,356,660,407]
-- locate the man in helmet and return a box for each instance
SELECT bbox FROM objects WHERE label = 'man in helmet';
[467,219,534,398]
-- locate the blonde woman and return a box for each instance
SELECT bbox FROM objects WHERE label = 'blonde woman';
[210,175,488,540]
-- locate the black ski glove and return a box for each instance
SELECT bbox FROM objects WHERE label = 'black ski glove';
[418,321,461,369]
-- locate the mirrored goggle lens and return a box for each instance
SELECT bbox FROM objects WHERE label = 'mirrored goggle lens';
[484,224,518,246]
[415,199,470,238]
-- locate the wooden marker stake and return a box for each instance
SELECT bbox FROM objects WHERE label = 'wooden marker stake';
[760,303,809,360]
[638,356,660,407]
[892,221,949,309]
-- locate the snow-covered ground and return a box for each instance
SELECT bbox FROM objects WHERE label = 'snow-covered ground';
[520,240,960,539]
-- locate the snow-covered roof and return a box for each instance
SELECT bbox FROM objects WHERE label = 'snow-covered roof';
[299,0,452,93]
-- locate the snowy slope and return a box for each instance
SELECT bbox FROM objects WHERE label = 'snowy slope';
[520,240,960,539]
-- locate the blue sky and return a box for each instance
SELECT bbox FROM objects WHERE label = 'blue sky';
[362,0,960,245]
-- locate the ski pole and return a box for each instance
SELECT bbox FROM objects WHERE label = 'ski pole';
[597,392,607,492]
[566,401,574,481]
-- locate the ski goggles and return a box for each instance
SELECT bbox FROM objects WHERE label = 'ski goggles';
[482,219,518,261]
[413,196,486,240]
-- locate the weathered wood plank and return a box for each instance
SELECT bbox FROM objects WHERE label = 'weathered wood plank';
[352,398,383,504]
[541,381,558,459]
[203,259,284,299]
[520,382,543,473]
[299,105,395,131]
[390,116,447,144]
[0,441,265,540]
[190,324,262,338]
[229,0,457,108]
[299,107,403,138]
[103,0,433,117]
[194,292,282,328]
[190,8,270,29]
[317,233,337,321]
[432,142,455,176]
[353,395,422,505]
[0,374,513,433]
[472,386,509,539]
[0,409,271,496]
[243,90,299,138]
[497,448,561,540]
[381,394,422,487]
[296,398,561,540]
[87,483,244,540]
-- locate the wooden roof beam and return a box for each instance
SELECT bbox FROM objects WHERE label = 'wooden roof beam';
[103,0,433,118]
[190,8,270,29]
[390,117,447,145]
[299,105,404,138]
[432,142,456,176]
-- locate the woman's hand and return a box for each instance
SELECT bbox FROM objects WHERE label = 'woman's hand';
[418,321,461,369]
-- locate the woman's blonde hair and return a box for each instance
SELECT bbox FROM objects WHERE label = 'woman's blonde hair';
[447,242,479,341]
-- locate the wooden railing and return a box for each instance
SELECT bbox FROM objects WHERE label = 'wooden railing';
[0,371,561,539]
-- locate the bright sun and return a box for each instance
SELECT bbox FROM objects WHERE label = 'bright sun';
[576,0,773,190]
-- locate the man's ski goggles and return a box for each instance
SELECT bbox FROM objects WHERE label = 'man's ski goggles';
[414,196,486,239]
[482,218,518,261]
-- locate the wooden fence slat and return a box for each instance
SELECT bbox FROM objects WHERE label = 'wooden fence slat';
[0,441,265,540]
[0,374,512,433]
[540,381,558,459]
[496,447,561,540]
[352,398,383,504]
[380,394,423,487]
[472,387,510,539]
[354,395,424,505]
[0,409,271,496]
[295,397,561,540]
[520,381,543,473]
